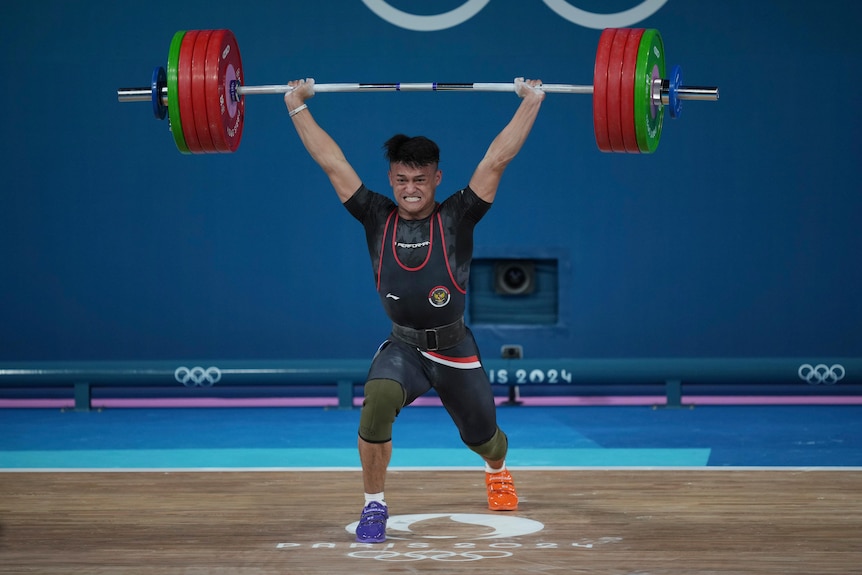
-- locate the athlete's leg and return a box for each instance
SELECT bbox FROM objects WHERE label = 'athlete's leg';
[358,377,404,493]
[430,355,502,456]
[436,371,519,510]
[355,376,403,543]
[356,340,432,541]
[429,335,518,510]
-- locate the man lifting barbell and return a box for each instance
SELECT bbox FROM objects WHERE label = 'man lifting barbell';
[283,76,545,543]
[115,27,719,544]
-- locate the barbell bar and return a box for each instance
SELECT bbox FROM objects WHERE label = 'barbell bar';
[117,28,718,155]
[121,82,720,99]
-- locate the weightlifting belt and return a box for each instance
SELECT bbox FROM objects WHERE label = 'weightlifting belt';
[390,317,466,351]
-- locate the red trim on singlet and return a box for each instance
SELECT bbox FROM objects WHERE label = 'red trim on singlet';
[421,350,482,369]
[437,213,467,295]
[392,212,434,271]
[379,209,466,295]
[423,351,480,363]
[376,210,396,291]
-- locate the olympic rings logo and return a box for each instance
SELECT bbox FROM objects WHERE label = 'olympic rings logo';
[174,366,222,387]
[798,363,845,385]
[349,548,513,562]
[361,0,669,31]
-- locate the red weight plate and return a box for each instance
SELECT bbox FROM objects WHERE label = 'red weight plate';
[606,28,631,153]
[178,30,202,153]
[205,29,244,153]
[621,28,645,153]
[592,29,616,153]
[192,30,216,153]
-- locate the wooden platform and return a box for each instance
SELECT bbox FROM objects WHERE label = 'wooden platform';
[2,469,860,574]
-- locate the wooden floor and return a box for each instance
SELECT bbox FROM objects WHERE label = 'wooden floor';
[1,469,861,574]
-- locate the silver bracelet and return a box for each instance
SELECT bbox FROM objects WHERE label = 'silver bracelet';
[289,104,308,117]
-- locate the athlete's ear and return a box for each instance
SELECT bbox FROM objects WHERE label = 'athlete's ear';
[435,169,442,185]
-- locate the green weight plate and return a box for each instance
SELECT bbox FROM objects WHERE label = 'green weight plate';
[166,31,189,154]
[633,29,665,154]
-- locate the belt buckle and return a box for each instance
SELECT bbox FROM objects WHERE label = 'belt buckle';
[424,329,439,351]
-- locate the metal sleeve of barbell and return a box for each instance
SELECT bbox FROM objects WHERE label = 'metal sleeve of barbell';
[117,88,154,102]
[235,82,594,95]
[676,86,720,101]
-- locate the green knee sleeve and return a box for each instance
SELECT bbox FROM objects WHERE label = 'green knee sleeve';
[358,378,405,443]
[468,427,508,461]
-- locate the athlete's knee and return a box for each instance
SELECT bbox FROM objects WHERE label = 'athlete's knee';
[358,378,406,443]
[467,427,508,461]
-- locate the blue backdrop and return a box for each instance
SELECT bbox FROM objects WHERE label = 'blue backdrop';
[1,0,859,362]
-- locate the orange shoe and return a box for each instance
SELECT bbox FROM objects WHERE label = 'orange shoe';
[486,470,519,511]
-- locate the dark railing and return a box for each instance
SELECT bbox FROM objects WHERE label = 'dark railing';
[1,357,859,411]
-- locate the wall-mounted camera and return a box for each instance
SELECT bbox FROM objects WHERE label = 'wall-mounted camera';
[494,260,536,295]
[470,257,558,325]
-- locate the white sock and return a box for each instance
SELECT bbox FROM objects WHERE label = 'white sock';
[485,461,506,474]
[364,492,386,506]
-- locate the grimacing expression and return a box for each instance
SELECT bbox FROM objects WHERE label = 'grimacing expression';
[388,162,441,219]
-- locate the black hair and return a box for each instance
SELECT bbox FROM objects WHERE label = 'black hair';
[383,134,440,168]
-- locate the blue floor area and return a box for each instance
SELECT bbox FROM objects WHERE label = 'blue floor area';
[2,405,861,469]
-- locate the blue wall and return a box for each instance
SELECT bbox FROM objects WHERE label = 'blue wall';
[1,0,859,361]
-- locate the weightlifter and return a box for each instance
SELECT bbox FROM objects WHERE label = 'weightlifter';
[283,77,544,543]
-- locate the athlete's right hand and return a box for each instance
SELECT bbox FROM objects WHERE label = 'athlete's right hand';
[284,78,315,110]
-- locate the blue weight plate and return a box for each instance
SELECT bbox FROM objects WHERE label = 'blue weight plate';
[151,66,167,120]
[668,64,682,119]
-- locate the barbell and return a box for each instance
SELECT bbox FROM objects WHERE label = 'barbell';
[117,28,718,154]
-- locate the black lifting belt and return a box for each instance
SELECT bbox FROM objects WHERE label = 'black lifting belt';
[390,317,466,351]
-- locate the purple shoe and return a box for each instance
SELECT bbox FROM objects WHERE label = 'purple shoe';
[355,501,388,543]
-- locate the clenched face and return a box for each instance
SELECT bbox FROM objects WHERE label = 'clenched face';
[388,162,442,220]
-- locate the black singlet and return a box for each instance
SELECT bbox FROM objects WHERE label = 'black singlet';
[344,184,491,330]
[346,184,499,445]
